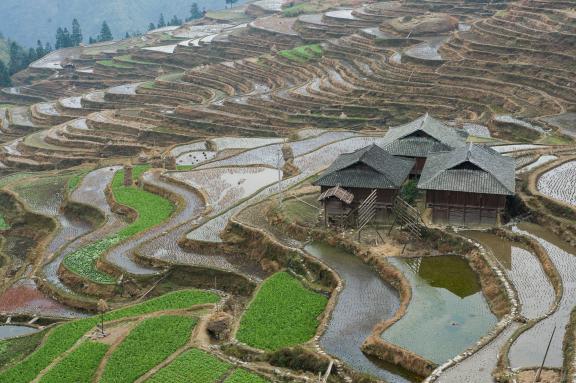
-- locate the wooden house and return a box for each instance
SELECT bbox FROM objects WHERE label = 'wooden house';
[314,144,414,225]
[417,143,515,225]
[381,113,468,175]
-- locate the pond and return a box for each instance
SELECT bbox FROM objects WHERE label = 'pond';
[304,242,417,383]
[382,256,497,364]
[0,325,39,340]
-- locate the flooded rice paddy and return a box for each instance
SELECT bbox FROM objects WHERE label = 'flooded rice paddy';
[509,223,576,368]
[304,242,414,383]
[0,325,39,340]
[382,256,497,364]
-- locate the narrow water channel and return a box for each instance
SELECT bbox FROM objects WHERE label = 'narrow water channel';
[304,242,417,383]
[383,256,497,364]
[0,325,39,340]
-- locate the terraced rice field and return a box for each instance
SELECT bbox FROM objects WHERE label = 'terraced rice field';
[509,224,576,368]
[537,161,576,207]
[305,242,410,383]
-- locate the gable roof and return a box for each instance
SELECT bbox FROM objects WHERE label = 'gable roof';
[314,144,414,189]
[318,185,354,204]
[417,143,515,195]
[382,113,468,157]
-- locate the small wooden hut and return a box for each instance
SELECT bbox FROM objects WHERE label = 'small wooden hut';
[382,113,468,175]
[417,143,515,225]
[314,144,414,225]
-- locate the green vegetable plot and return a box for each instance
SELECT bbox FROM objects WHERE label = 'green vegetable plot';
[63,166,174,284]
[224,369,270,383]
[39,341,108,383]
[237,272,328,351]
[101,315,196,383]
[0,290,218,383]
[147,348,231,383]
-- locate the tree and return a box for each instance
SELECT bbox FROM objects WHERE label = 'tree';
[71,18,83,46]
[55,27,65,49]
[187,3,203,21]
[169,15,182,26]
[8,42,28,74]
[158,13,166,28]
[0,60,11,87]
[36,40,45,58]
[225,0,239,8]
[98,21,113,42]
[44,42,53,53]
[148,22,156,31]
[27,48,37,64]
[62,27,72,47]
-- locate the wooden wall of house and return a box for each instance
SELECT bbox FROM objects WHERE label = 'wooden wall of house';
[426,190,506,225]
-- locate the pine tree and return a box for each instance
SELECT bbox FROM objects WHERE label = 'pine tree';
[158,13,166,28]
[45,42,53,53]
[169,15,182,26]
[71,19,83,46]
[62,27,72,48]
[89,36,96,44]
[36,40,45,58]
[0,60,11,87]
[125,32,130,39]
[8,42,28,75]
[27,48,37,63]
[98,21,113,42]
[188,3,203,21]
[55,27,65,49]
[148,23,156,31]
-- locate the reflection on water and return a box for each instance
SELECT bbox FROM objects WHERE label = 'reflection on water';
[305,242,417,383]
[382,256,497,364]
[0,325,39,340]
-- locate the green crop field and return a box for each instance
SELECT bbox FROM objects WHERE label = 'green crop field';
[100,315,196,383]
[225,369,270,383]
[237,272,328,351]
[279,44,323,63]
[63,166,174,284]
[38,341,108,383]
[148,348,231,383]
[0,290,218,383]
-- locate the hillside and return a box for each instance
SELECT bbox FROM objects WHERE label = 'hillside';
[0,0,248,47]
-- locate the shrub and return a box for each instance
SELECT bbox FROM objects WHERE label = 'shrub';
[147,348,231,383]
[39,341,108,383]
[100,316,196,383]
[237,272,328,351]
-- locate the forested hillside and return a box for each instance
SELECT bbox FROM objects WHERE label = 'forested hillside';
[0,0,246,47]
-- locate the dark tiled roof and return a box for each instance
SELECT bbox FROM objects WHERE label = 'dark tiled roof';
[382,113,467,157]
[314,144,414,189]
[384,136,453,158]
[418,143,516,195]
[318,186,354,204]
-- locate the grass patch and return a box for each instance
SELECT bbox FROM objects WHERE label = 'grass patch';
[67,171,89,192]
[0,290,218,383]
[101,315,196,383]
[237,272,328,351]
[282,3,319,17]
[148,348,231,383]
[0,214,9,230]
[63,165,174,284]
[281,195,319,227]
[279,44,323,63]
[0,330,46,371]
[96,60,134,69]
[39,341,108,383]
[225,369,270,383]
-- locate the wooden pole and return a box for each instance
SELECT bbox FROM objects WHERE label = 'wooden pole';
[534,325,556,383]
